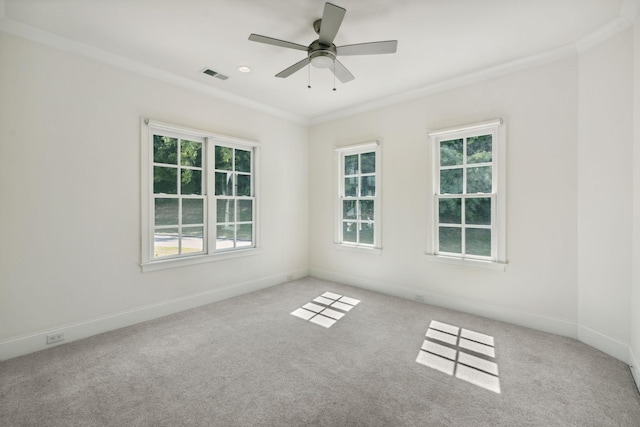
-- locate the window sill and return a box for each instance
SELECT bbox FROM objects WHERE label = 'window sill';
[424,253,506,271]
[334,243,382,255]
[141,248,261,272]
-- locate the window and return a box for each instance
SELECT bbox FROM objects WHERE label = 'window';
[214,145,254,250]
[335,141,381,252]
[152,134,206,258]
[428,119,505,268]
[141,119,258,271]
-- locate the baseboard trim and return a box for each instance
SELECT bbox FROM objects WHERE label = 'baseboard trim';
[628,347,640,393]
[310,268,639,364]
[0,269,308,361]
[310,267,577,338]
[577,325,630,363]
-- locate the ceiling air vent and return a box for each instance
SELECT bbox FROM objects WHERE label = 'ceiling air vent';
[202,68,228,80]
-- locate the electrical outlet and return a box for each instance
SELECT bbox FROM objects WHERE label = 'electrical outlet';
[46,332,65,345]
[414,294,425,303]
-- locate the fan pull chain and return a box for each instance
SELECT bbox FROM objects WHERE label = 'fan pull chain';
[333,60,337,91]
[308,64,311,89]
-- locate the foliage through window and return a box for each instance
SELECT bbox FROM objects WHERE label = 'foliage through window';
[336,142,381,250]
[142,120,258,270]
[430,120,504,264]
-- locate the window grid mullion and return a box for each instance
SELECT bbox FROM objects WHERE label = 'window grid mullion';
[461,197,466,255]
[461,138,467,256]
[355,153,361,244]
[462,137,467,195]
[356,197,361,244]
[466,162,492,169]
[491,194,497,259]
[155,224,179,230]
[177,141,183,255]
[231,148,236,198]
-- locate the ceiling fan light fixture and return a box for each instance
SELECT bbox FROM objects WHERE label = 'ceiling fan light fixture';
[310,51,335,69]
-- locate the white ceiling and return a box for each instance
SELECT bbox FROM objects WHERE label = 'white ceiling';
[1,0,635,123]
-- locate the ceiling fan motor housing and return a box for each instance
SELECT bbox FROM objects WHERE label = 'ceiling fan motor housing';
[308,40,337,68]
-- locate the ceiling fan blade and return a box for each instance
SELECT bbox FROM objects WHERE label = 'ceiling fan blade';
[318,3,346,46]
[331,59,355,83]
[248,34,308,52]
[275,57,311,78]
[337,40,398,56]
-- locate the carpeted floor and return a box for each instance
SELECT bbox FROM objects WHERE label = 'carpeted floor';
[1,277,639,426]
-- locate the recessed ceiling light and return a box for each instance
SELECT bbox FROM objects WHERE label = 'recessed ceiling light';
[237,66,251,73]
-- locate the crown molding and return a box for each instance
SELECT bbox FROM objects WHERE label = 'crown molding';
[310,43,577,125]
[620,0,640,22]
[575,16,634,53]
[575,0,638,53]
[0,16,309,126]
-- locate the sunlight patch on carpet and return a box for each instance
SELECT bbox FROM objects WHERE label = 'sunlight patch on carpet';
[291,292,360,328]
[416,320,501,394]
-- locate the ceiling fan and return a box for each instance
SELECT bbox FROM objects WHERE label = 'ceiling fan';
[248,2,398,85]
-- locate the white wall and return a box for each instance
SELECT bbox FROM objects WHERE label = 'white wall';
[0,33,309,359]
[631,15,640,390]
[309,58,580,337]
[577,29,634,361]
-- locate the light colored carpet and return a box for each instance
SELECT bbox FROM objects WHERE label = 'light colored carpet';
[1,277,639,426]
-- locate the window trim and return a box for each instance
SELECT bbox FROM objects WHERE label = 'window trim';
[426,119,506,270]
[334,140,382,254]
[140,118,260,272]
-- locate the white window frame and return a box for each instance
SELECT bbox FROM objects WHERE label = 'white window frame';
[141,119,260,272]
[426,119,506,270]
[334,140,382,254]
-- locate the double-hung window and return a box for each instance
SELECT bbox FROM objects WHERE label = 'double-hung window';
[213,145,255,250]
[152,132,206,258]
[428,119,505,269]
[335,141,381,252]
[141,120,258,271]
